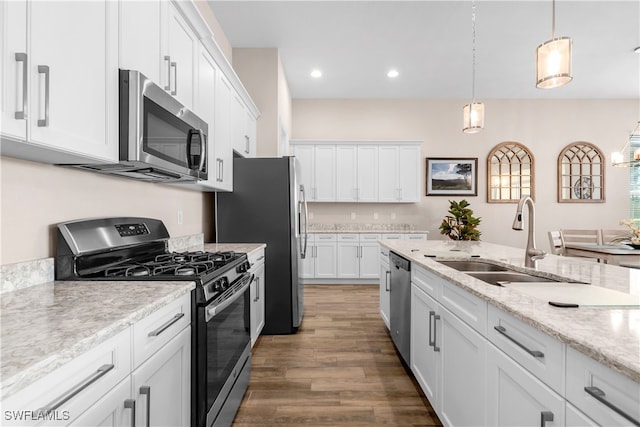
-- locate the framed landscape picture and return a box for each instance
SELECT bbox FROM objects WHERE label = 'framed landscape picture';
[426,158,478,196]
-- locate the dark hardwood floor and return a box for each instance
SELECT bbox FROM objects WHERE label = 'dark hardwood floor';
[232,284,442,427]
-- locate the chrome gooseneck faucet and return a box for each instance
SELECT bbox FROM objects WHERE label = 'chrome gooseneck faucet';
[512,196,546,268]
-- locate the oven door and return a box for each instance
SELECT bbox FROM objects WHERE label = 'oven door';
[120,69,208,181]
[193,274,252,427]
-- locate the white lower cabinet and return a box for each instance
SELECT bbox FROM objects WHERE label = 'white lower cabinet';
[565,402,598,427]
[379,246,390,329]
[0,294,191,427]
[304,234,337,279]
[249,248,266,347]
[337,234,360,278]
[411,280,486,427]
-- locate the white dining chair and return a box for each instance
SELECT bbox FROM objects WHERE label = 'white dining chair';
[600,229,627,245]
[547,231,565,255]
[560,229,601,245]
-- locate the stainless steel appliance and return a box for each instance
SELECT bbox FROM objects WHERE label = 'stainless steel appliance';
[55,217,252,427]
[389,251,411,365]
[216,156,308,334]
[69,70,208,182]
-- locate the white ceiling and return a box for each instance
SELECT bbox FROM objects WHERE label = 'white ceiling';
[209,0,640,99]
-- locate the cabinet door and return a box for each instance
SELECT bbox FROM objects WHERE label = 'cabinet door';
[379,251,390,329]
[293,145,315,201]
[167,4,196,109]
[314,145,336,201]
[314,241,337,279]
[231,93,247,156]
[132,327,190,427]
[1,0,27,141]
[118,0,162,85]
[439,307,486,427]
[359,241,380,279]
[486,343,564,427]
[214,70,234,190]
[378,145,400,202]
[337,237,359,278]
[250,261,266,347]
[336,145,357,201]
[398,145,420,202]
[410,284,440,406]
[357,145,379,202]
[69,378,133,427]
[28,0,118,162]
[245,109,257,157]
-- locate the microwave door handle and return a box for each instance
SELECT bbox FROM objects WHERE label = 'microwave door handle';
[186,129,206,172]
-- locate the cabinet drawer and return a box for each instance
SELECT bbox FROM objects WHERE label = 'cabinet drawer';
[487,305,564,394]
[338,233,359,241]
[314,234,337,242]
[381,233,403,240]
[440,280,487,335]
[359,233,381,241]
[247,247,265,266]
[405,233,427,240]
[411,265,443,300]
[133,293,191,368]
[380,245,390,259]
[2,328,131,426]
[566,346,640,427]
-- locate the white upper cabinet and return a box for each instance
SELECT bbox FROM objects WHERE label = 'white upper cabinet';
[1,0,118,164]
[231,93,257,158]
[292,141,419,203]
[119,0,163,84]
[166,3,196,109]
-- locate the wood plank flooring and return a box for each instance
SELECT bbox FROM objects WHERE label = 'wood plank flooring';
[232,284,442,427]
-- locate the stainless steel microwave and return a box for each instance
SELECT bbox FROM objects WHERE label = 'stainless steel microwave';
[69,70,208,182]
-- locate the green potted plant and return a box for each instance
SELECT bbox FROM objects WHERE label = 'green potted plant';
[439,199,481,241]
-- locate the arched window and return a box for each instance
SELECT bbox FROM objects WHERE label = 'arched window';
[487,142,534,203]
[557,142,604,203]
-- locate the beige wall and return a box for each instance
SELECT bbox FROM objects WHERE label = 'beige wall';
[0,157,211,265]
[194,1,233,63]
[277,56,293,156]
[292,98,637,250]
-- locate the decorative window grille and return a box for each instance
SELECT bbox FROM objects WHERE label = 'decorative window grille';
[487,142,534,203]
[557,142,604,203]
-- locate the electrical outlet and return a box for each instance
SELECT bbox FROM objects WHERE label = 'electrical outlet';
[177,209,184,225]
[351,212,356,220]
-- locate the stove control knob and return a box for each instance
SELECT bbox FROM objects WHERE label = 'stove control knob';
[212,279,222,292]
[236,262,250,273]
[219,277,229,290]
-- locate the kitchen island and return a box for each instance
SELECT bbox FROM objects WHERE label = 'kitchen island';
[381,239,640,427]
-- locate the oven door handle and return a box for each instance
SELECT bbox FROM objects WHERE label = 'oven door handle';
[206,274,253,320]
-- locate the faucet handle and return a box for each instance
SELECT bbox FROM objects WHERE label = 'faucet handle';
[529,248,547,260]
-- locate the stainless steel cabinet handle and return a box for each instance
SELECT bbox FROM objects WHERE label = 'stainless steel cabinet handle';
[37,364,114,415]
[140,386,151,427]
[15,53,27,119]
[147,313,184,337]
[37,65,49,127]
[245,135,250,153]
[433,313,441,352]
[385,271,390,291]
[540,411,554,427]
[428,311,435,348]
[256,256,265,261]
[494,325,544,358]
[584,386,640,426]
[170,62,177,95]
[164,56,171,91]
[256,277,260,301]
[220,159,224,182]
[124,399,136,427]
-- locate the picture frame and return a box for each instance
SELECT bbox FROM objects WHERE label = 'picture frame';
[426,157,478,196]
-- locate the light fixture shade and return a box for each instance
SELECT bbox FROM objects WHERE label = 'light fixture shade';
[611,151,624,165]
[463,102,484,133]
[536,37,572,89]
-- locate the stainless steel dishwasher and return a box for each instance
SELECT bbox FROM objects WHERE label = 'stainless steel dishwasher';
[389,251,411,365]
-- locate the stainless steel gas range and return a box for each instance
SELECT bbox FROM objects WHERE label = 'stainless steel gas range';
[55,217,252,427]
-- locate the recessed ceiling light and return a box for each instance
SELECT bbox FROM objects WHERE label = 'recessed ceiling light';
[387,69,399,78]
[310,69,322,78]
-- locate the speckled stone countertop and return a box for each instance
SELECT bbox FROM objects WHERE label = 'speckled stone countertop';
[309,223,429,234]
[380,239,640,383]
[201,243,266,254]
[0,280,194,400]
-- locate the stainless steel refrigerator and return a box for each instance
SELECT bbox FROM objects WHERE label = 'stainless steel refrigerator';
[216,156,308,334]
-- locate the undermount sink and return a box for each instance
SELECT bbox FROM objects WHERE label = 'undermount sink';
[466,272,559,287]
[436,260,511,272]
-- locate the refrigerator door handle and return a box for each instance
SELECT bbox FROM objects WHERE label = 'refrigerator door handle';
[299,184,309,259]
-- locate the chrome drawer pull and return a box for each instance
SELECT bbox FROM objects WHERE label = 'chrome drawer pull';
[584,386,640,426]
[147,312,184,337]
[124,399,136,427]
[164,56,171,91]
[428,311,435,348]
[37,65,50,127]
[15,53,27,119]
[540,411,554,427]
[140,386,151,427]
[385,270,390,292]
[170,62,177,95]
[433,313,441,352]
[37,364,114,415]
[494,325,544,358]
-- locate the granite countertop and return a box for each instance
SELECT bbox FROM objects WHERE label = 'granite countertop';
[380,239,640,383]
[201,243,266,254]
[309,223,429,234]
[0,280,195,400]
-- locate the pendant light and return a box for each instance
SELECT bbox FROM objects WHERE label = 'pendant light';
[536,0,572,89]
[463,0,484,133]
